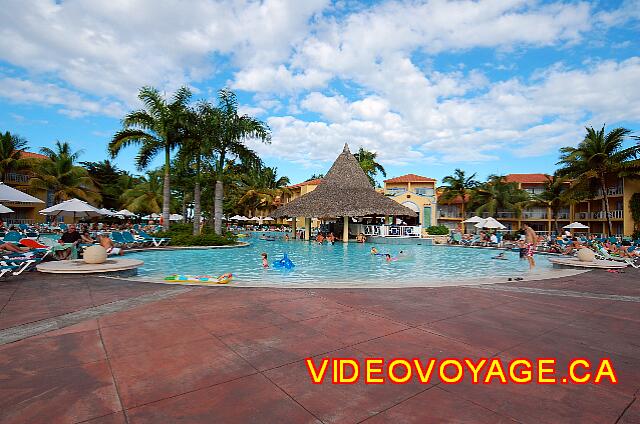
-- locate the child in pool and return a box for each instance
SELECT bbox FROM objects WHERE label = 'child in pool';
[492,252,507,260]
[370,247,379,255]
[385,254,397,262]
[261,252,269,268]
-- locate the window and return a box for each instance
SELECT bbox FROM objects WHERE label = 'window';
[415,187,434,196]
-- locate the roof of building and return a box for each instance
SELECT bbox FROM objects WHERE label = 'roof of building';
[20,151,48,160]
[288,179,322,189]
[384,173,436,183]
[273,144,417,218]
[504,173,551,184]
[436,193,470,204]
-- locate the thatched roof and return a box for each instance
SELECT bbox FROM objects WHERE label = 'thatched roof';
[273,144,417,218]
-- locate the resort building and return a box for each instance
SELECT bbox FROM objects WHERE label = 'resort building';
[572,175,640,236]
[435,193,467,231]
[279,178,322,229]
[2,151,50,225]
[383,174,438,233]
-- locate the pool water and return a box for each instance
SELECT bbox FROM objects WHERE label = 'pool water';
[126,233,556,286]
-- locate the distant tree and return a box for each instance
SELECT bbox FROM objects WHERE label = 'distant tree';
[81,160,124,209]
[354,147,386,186]
[305,174,324,181]
[470,175,529,217]
[526,175,571,235]
[30,141,99,203]
[438,169,479,218]
[557,125,640,235]
[120,170,164,214]
[0,131,33,181]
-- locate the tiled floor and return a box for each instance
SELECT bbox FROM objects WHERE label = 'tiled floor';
[0,270,638,423]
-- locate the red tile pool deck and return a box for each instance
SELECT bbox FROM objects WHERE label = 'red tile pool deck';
[0,270,638,423]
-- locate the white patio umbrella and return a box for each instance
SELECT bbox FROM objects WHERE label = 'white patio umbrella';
[98,208,115,216]
[262,217,274,221]
[462,216,484,223]
[39,198,103,221]
[474,217,506,229]
[0,182,44,203]
[229,215,245,221]
[0,203,14,214]
[563,222,589,229]
[169,213,184,221]
[115,209,137,218]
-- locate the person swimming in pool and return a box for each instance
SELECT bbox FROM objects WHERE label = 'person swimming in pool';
[492,252,507,260]
[370,247,379,255]
[385,253,398,262]
[261,252,269,268]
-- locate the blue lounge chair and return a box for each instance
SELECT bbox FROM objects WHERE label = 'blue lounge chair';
[109,232,130,248]
[121,231,145,248]
[137,229,170,247]
[3,231,23,244]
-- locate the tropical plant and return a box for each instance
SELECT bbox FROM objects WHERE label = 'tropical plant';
[209,89,270,234]
[526,175,571,235]
[438,169,479,218]
[120,170,164,214]
[629,192,640,233]
[236,165,290,216]
[557,125,640,235]
[354,147,386,186]
[0,130,33,181]
[469,175,529,217]
[109,86,192,230]
[29,141,99,203]
[81,160,127,209]
[305,173,324,181]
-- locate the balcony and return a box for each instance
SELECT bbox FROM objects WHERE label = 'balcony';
[591,210,624,220]
[4,172,31,184]
[438,212,462,219]
[523,211,548,219]
[385,188,406,196]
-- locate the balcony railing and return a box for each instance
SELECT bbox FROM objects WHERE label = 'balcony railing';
[556,212,570,220]
[438,212,462,218]
[385,189,406,196]
[4,172,30,184]
[5,218,36,225]
[592,210,624,219]
[363,225,422,238]
[523,211,548,219]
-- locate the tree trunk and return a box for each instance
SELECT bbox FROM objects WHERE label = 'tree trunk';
[162,146,171,231]
[193,180,201,235]
[181,192,187,222]
[553,208,559,235]
[214,180,223,235]
[600,174,613,236]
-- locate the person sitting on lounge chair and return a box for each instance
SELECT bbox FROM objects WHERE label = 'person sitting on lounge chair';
[98,234,123,256]
[562,237,582,255]
[55,224,82,260]
[81,230,96,244]
[0,242,28,254]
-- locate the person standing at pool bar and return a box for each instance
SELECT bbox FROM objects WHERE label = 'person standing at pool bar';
[523,224,537,269]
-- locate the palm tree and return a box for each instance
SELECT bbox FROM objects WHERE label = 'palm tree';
[354,147,386,186]
[109,86,192,230]
[29,141,99,203]
[209,89,270,234]
[236,166,290,216]
[470,175,529,217]
[120,171,164,214]
[557,125,640,235]
[439,169,479,218]
[526,175,570,235]
[0,131,32,181]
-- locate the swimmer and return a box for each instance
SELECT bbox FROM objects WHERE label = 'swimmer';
[385,254,398,262]
[370,247,379,255]
[284,234,290,241]
[492,252,507,260]
[261,252,269,268]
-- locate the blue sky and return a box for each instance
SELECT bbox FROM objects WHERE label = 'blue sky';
[0,0,639,185]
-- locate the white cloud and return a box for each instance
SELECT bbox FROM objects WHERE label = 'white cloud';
[0,77,125,118]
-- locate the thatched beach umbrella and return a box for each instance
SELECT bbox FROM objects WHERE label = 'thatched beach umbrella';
[273,143,416,242]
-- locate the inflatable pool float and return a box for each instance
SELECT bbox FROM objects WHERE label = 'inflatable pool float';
[272,253,295,269]
[164,272,233,284]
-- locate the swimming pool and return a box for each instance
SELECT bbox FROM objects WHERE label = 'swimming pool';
[126,233,564,287]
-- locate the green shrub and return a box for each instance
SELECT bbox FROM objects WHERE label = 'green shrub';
[153,223,237,246]
[425,225,450,235]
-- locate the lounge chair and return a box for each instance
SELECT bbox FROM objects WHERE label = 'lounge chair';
[462,235,480,246]
[137,229,170,247]
[109,232,132,248]
[3,231,24,244]
[121,231,146,248]
[450,232,463,244]
[594,246,640,268]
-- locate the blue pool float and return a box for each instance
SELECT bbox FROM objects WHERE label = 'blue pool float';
[273,253,295,269]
